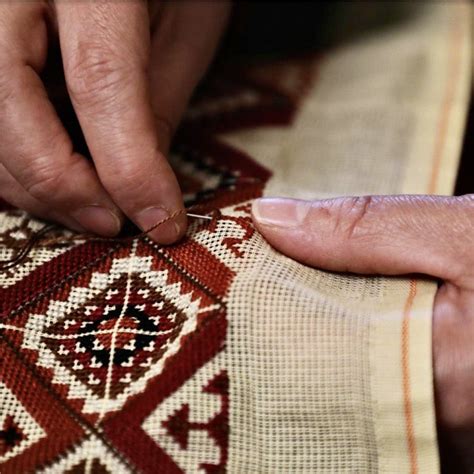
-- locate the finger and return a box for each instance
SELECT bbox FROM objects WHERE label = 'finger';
[149,1,231,150]
[251,195,474,286]
[0,3,122,237]
[0,165,84,232]
[56,1,186,244]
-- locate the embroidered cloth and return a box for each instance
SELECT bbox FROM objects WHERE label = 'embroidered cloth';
[0,3,471,472]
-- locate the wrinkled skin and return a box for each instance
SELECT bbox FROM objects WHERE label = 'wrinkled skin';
[0,0,230,243]
[0,0,470,467]
[252,194,474,471]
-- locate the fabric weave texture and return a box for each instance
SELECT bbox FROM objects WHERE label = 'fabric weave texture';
[0,2,472,472]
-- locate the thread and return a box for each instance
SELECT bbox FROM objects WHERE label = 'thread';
[0,224,57,271]
[0,206,219,271]
[0,174,263,271]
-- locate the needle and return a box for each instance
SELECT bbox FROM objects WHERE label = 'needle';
[186,212,213,221]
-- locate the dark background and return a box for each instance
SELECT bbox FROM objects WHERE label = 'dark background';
[456,100,474,196]
[221,2,473,195]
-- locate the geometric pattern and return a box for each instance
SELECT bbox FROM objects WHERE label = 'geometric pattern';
[0,56,316,472]
[44,273,189,400]
[0,338,85,474]
[102,308,228,473]
[5,239,229,420]
[0,210,73,288]
[0,382,46,463]
[143,353,229,473]
[37,436,130,474]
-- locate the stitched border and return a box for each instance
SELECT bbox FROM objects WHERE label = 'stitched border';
[401,279,418,474]
[6,243,121,320]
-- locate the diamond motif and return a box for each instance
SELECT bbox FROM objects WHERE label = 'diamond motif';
[44,274,189,399]
[0,53,315,472]
[8,240,224,419]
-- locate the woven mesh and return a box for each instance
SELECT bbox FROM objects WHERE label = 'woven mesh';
[0,2,471,473]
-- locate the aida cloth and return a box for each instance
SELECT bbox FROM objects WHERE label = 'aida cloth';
[0,3,471,473]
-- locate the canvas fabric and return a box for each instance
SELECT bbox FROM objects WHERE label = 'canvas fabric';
[0,2,471,473]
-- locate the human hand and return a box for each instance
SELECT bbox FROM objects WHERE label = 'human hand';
[0,1,230,243]
[252,195,474,471]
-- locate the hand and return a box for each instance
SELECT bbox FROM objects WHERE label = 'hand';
[0,1,230,243]
[252,195,474,471]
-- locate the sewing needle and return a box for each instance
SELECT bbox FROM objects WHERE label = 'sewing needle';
[186,213,213,221]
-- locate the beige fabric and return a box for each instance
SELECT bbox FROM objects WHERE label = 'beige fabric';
[220,2,471,472]
[0,3,470,473]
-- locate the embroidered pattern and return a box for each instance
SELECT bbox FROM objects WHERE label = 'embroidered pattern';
[0,57,315,473]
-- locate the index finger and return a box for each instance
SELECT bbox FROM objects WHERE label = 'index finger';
[55,0,186,244]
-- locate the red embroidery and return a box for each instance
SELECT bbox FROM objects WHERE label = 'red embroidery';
[0,416,26,456]
[0,57,317,472]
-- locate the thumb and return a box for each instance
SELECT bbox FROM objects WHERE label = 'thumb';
[251,195,474,286]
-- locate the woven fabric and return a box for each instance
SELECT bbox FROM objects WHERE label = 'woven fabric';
[0,2,471,473]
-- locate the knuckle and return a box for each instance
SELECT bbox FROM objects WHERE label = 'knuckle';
[0,63,20,105]
[0,79,14,106]
[335,195,375,241]
[24,164,65,202]
[0,165,13,198]
[66,41,133,108]
[102,160,149,197]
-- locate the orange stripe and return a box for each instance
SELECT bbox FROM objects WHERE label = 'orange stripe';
[401,8,465,472]
[401,279,418,474]
[427,8,464,194]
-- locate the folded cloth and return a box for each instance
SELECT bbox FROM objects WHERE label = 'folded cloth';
[0,2,471,472]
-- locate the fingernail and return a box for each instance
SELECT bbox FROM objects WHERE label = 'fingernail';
[73,206,121,236]
[136,206,181,244]
[252,198,310,227]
